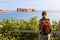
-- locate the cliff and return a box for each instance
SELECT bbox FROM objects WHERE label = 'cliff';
[17,8,36,12]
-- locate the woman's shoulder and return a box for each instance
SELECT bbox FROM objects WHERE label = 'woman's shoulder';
[47,18,50,21]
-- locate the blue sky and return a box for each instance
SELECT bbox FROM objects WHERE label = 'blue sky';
[0,0,60,10]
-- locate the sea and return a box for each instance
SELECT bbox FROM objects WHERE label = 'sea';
[0,10,60,24]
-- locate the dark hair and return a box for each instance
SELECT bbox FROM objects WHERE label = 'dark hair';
[42,11,47,16]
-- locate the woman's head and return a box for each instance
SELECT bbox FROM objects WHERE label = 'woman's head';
[42,11,47,18]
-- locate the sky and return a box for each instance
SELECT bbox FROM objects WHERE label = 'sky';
[0,0,60,10]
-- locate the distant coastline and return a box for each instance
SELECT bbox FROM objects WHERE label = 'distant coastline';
[17,8,37,12]
[0,10,9,12]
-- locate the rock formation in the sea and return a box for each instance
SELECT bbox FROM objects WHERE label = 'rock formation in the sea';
[17,8,36,12]
[0,10,9,12]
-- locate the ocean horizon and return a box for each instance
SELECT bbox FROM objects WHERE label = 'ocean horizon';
[0,10,60,23]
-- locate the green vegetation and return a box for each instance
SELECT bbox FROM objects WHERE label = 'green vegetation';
[50,20,58,40]
[0,16,59,40]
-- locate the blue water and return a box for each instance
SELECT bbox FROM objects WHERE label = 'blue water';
[0,10,60,23]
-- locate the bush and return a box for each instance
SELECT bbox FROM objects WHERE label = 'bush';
[0,16,39,40]
[0,16,59,40]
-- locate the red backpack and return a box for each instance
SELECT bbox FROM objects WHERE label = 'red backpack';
[39,18,51,35]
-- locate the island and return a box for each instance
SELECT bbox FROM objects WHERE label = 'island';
[17,8,36,12]
[0,10,9,12]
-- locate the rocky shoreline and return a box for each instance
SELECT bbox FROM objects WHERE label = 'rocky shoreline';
[0,10,9,12]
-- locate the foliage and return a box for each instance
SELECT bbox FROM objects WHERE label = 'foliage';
[0,16,59,40]
[0,16,39,40]
[50,20,58,40]
[52,20,58,31]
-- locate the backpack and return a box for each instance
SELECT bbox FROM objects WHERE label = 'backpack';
[39,18,51,35]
